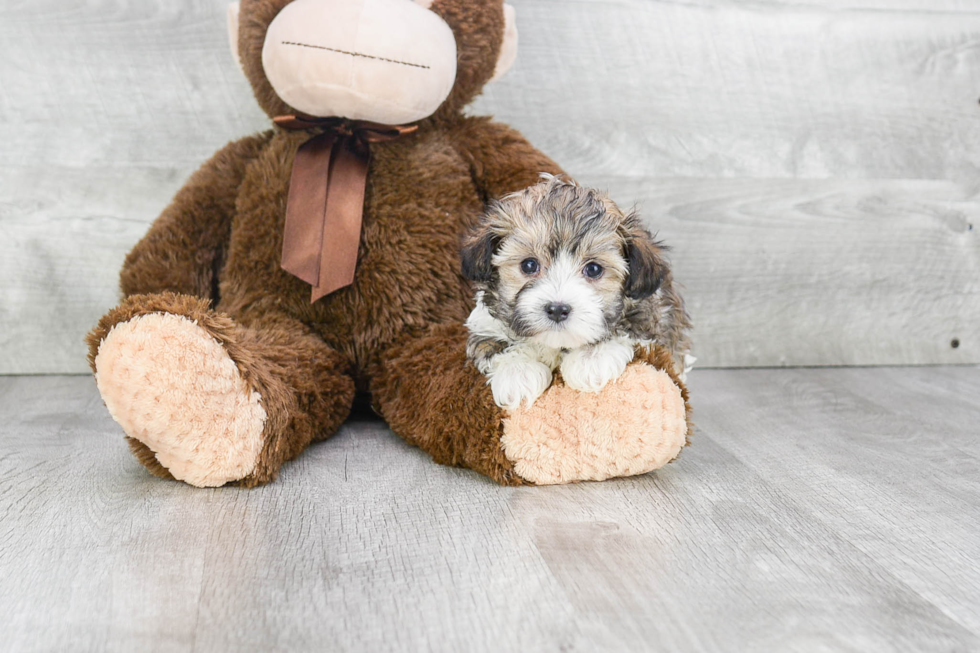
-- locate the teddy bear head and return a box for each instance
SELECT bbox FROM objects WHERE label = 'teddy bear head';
[229,0,517,124]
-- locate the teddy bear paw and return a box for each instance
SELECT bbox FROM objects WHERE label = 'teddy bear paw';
[93,312,267,487]
[500,362,687,485]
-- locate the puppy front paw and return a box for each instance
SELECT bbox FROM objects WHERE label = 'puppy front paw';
[488,352,553,410]
[561,339,635,393]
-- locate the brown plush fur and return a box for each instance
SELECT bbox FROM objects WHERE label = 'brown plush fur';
[119,133,273,301]
[125,437,176,481]
[88,0,689,486]
[372,323,527,486]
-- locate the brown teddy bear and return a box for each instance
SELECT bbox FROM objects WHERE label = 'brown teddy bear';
[86,0,691,488]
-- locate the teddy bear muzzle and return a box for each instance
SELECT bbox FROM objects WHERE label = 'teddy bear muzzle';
[261,0,458,124]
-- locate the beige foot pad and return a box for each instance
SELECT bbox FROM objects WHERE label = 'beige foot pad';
[93,313,267,487]
[501,364,687,485]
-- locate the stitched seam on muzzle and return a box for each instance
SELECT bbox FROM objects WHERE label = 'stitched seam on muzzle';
[281,41,431,70]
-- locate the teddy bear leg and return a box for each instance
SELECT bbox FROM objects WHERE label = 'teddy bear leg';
[372,323,691,486]
[87,292,355,488]
[371,323,524,485]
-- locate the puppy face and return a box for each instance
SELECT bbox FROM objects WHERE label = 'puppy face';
[462,176,667,349]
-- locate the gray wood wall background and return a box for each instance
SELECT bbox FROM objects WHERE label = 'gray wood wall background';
[1,0,978,374]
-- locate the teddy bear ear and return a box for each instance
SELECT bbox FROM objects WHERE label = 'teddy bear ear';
[227,2,243,71]
[489,3,519,83]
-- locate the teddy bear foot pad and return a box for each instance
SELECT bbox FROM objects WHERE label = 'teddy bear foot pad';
[501,364,687,485]
[93,312,267,487]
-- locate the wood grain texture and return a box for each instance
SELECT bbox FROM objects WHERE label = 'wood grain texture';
[1,367,979,651]
[1,0,979,372]
[474,0,980,181]
[603,176,980,367]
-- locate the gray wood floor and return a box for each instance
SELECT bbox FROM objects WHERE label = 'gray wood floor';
[1,366,979,652]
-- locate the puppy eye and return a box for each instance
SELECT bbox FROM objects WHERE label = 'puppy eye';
[520,258,540,275]
[583,262,604,279]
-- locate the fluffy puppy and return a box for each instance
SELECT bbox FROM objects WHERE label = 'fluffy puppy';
[461,175,692,410]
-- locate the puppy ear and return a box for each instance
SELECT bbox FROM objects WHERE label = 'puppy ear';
[460,228,498,283]
[624,219,668,300]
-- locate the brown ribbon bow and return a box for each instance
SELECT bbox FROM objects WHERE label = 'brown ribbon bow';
[274,114,418,302]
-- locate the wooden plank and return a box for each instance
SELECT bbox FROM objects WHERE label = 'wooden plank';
[4,0,976,176]
[474,0,980,181]
[2,369,980,651]
[4,171,974,373]
[0,0,268,169]
[0,165,197,374]
[2,0,980,372]
[599,175,980,367]
[689,366,980,637]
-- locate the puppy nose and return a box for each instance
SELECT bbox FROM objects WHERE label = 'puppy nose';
[545,302,571,323]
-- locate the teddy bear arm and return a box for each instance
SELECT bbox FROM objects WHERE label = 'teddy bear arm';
[120,132,272,300]
[453,117,566,201]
